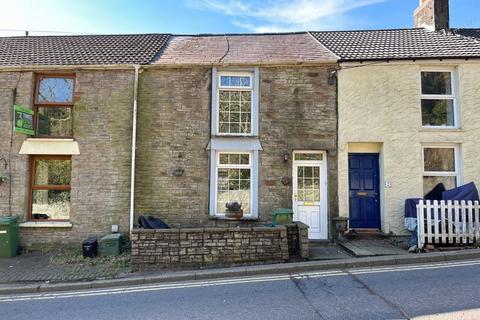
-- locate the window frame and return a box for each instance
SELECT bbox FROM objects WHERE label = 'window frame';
[420,69,458,129]
[28,155,72,222]
[213,151,254,217]
[213,69,257,137]
[33,74,75,138]
[421,145,461,191]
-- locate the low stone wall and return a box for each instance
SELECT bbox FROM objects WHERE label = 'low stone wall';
[131,223,309,271]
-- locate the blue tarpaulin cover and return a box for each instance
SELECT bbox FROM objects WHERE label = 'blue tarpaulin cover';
[442,182,479,202]
[404,182,479,232]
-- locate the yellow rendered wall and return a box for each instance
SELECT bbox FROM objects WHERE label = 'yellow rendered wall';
[338,62,480,234]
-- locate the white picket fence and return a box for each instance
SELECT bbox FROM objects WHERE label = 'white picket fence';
[416,200,480,249]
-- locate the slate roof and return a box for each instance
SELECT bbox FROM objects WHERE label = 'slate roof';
[152,33,337,65]
[0,34,170,66]
[310,28,480,61]
[454,28,480,40]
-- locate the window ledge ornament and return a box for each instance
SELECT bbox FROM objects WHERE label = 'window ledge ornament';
[19,139,80,155]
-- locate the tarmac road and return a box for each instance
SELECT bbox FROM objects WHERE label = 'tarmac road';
[2,260,480,320]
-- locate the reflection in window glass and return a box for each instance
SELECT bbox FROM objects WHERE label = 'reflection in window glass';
[31,157,71,221]
[423,176,456,196]
[421,100,454,127]
[422,147,458,196]
[421,72,452,95]
[423,148,455,172]
[32,190,70,220]
[218,90,251,134]
[294,153,323,161]
[36,107,73,136]
[220,75,251,88]
[216,153,251,215]
[34,160,71,185]
[37,77,74,103]
[296,166,320,202]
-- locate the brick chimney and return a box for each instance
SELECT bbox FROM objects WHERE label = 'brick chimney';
[414,0,450,31]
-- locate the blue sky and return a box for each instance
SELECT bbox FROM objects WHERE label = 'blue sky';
[0,0,479,36]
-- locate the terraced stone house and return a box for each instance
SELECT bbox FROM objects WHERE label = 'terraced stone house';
[0,32,338,249]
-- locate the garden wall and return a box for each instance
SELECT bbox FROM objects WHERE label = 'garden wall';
[131,223,309,271]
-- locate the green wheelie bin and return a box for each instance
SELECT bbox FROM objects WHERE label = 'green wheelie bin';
[0,216,18,258]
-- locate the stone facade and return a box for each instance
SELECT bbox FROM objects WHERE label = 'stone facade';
[337,61,480,235]
[0,70,134,248]
[131,223,308,271]
[135,65,338,236]
[0,63,337,248]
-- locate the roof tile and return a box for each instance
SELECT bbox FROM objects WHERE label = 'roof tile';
[0,34,170,66]
[310,28,480,61]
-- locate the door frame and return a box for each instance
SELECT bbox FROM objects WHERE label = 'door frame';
[348,153,381,229]
[292,150,328,239]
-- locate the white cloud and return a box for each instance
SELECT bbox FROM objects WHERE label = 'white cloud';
[186,0,387,32]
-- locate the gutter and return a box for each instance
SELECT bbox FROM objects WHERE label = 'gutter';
[129,65,140,233]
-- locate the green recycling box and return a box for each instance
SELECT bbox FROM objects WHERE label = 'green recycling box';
[100,233,122,257]
[0,216,18,258]
[272,208,294,226]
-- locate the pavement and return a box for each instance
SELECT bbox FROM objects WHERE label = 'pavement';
[2,259,480,319]
[0,252,121,283]
[1,248,480,295]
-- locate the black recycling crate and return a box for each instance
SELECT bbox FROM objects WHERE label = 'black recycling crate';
[82,237,98,258]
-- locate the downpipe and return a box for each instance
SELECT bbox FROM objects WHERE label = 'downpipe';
[129,65,140,234]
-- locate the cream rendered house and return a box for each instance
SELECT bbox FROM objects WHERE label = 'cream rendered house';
[311,0,480,235]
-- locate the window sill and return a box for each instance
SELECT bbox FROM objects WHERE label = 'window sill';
[421,127,463,132]
[19,221,73,228]
[209,215,259,221]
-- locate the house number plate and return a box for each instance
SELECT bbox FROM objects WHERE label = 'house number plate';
[0,230,6,234]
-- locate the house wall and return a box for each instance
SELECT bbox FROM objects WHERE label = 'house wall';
[135,65,338,235]
[0,70,134,248]
[337,62,480,235]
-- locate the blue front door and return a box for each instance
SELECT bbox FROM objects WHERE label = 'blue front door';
[348,154,381,229]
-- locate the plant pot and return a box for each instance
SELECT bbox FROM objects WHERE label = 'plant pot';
[225,210,244,220]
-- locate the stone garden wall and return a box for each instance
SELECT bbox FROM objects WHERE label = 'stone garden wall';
[131,223,309,271]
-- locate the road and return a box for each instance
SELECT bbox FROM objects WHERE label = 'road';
[2,260,480,320]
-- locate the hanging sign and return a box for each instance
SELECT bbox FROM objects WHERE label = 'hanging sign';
[13,105,34,135]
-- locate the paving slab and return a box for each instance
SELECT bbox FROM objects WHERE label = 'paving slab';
[338,238,407,257]
[309,242,353,260]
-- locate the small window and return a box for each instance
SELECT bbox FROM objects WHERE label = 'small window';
[34,75,75,137]
[215,152,252,216]
[421,71,456,127]
[217,73,253,135]
[422,146,459,195]
[294,153,323,161]
[30,156,71,221]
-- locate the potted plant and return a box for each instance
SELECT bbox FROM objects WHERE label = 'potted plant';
[225,201,243,219]
[0,174,7,186]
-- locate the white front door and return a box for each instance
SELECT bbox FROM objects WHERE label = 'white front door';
[292,151,328,240]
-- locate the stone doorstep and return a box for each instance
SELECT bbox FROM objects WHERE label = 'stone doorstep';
[337,238,407,258]
[1,249,480,295]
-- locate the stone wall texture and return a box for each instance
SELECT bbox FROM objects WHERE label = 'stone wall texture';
[135,65,338,236]
[0,70,134,248]
[338,62,480,235]
[0,64,337,248]
[131,223,308,271]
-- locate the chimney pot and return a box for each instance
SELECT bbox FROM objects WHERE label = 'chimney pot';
[414,0,449,31]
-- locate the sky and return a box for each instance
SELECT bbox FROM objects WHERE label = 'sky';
[0,0,479,36]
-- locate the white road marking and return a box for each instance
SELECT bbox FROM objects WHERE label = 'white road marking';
[1,259,479,303]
